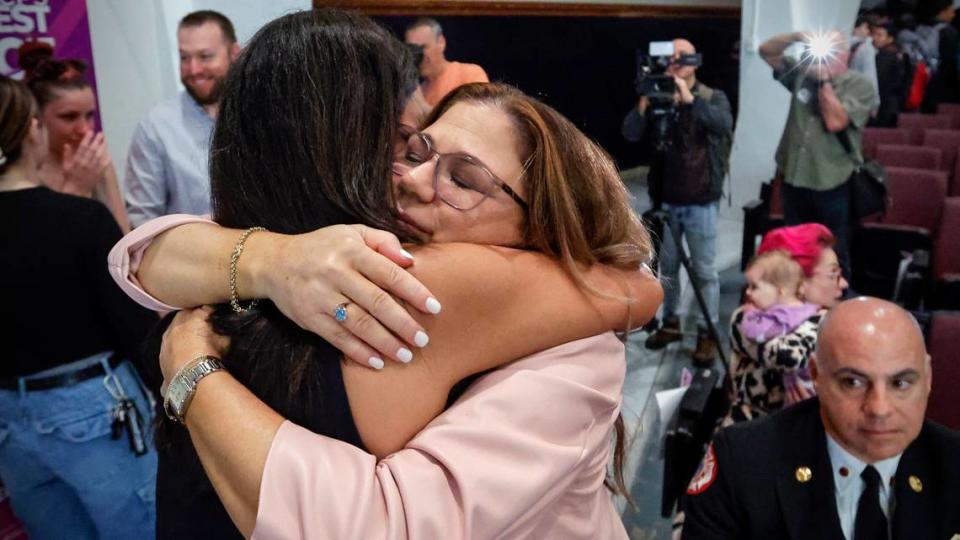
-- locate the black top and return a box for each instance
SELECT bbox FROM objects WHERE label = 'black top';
[683,398,960,540]
[0,187,156,379]
[923,24,960,111]
[621,82,733,206]
[873,46,907,128]
[155,320,365,540]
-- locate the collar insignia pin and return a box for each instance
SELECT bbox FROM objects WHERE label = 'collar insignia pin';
[795,467,812,483]
[909,475,922,493]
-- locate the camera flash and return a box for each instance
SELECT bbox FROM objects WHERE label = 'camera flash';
[805,32,836,61]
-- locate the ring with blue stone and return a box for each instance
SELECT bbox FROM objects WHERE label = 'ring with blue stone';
[334,302,350,323]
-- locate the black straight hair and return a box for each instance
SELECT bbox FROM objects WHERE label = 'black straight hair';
[152,8,417,443]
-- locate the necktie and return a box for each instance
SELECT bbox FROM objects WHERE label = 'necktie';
[854,465,888,540]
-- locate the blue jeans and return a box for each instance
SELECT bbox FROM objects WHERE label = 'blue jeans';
[0,352,157,539]
[659,202,720,328]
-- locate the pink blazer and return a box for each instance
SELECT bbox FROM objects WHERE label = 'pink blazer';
[108,216,629,539]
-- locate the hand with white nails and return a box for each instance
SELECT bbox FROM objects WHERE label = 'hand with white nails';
[249,224,441,369]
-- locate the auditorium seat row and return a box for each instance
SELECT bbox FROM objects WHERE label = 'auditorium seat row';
[927,310,960,431]
[864,128,960,196]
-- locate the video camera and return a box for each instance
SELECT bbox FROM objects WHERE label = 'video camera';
[635,41,702,150]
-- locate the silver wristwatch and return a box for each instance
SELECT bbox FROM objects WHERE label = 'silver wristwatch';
[163,356,225,424]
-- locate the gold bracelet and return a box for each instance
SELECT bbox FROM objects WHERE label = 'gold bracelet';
[229,226,266,313]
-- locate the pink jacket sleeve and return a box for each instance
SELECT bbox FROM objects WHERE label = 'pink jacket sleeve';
[253,333,627,540]
[106,214,214,312]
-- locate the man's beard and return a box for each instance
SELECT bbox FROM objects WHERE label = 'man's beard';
[183,76,225,107]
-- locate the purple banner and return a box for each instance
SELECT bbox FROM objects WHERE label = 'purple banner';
[1,0,100,123]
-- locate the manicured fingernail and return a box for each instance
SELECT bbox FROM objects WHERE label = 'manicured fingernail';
[397,348,413,363]
[400,249,414,260]
[414,331,429,348]
[425,297,442,314]
[368,357,384,370]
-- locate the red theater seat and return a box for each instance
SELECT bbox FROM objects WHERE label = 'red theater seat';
[876,144,943,171]
[898,113,954,144]
[881,167,949,232]
[922,129,960,175]
[851,168,948,299]
[930,198,960,310]
[927,311,960,431]
[862,127,910,159]
[937,102,960,127]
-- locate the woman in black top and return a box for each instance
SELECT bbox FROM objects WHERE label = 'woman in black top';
[0,76,158,539]
[141,8,659,539]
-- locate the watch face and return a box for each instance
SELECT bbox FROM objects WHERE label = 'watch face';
[167,379,189,417]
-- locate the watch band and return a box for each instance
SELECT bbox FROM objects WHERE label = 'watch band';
[163,355,225,424]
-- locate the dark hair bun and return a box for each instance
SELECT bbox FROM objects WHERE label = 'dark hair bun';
[17,42,54,76]
[25,57,87,84]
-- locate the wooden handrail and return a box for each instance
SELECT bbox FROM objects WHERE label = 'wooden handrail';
[314,1,741,19]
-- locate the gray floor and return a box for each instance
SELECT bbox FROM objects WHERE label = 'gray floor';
[616,171,745,539]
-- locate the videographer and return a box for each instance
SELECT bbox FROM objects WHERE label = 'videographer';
[622,38,733,363]
[759,30,874,279]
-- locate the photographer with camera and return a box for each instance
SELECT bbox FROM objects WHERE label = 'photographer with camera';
[622,38,733,363]
[760,30,874,279]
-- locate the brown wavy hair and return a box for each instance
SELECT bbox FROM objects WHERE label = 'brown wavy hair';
[426,82,653,282]
[425,82,653,501]
[0,76,37,174]
[19,44,89,111]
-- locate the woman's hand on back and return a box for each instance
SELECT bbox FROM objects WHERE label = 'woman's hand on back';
[248,224,441,369]
[61,131,111,195]
[160,306,228,393]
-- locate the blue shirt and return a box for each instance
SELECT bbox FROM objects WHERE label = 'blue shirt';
[123,91,214,227]
[827,434,901,540]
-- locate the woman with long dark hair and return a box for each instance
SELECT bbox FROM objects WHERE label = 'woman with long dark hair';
[113,9,661,538]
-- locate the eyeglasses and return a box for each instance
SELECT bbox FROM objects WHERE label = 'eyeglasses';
[392,131,529,211]
[813,268,843,284]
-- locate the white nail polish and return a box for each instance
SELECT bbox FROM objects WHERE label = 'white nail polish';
[397,348,413,363]
[414,331,429,348]
[368,357,385,370]
[425,297,442,314]
[400,249,415,260]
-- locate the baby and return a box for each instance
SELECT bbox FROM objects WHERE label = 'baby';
[740,250,821,405]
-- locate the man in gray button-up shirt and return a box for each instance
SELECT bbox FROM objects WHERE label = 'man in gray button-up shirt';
[124,10,239,227]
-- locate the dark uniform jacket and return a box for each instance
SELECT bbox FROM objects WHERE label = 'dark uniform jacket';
[683,398,960,540]
[621,82,733,206]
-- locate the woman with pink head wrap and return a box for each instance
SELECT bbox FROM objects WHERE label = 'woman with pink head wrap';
[723,223,849,425]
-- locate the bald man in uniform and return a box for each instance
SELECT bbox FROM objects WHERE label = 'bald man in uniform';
[683,297,960,539]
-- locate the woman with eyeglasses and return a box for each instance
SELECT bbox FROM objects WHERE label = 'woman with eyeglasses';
[724,223,849,426]
[111,10,661,539]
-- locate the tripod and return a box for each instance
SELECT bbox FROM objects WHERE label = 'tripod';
[644,208,728,368]
[646,208,732,517]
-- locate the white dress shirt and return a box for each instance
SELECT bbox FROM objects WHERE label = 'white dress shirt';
[827,434,902,540]
[124,92,214,227]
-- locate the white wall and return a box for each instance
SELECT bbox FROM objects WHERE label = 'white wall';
[87,0,306,191]
[723,0,859,221]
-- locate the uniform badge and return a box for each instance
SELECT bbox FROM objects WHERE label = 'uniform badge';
[909,475,923,493]
[687,443,718,495]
